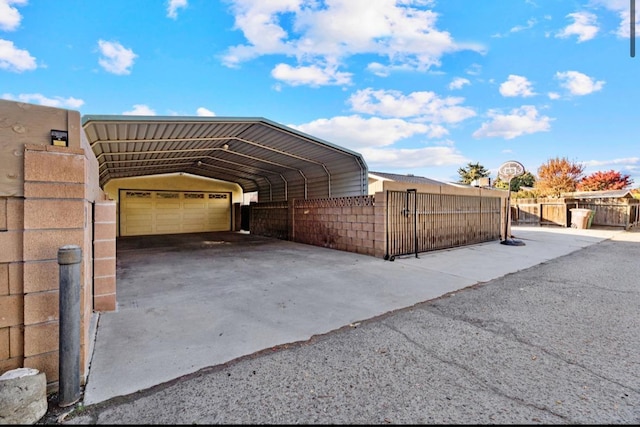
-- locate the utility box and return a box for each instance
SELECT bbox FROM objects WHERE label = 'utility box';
[570,208,593,229]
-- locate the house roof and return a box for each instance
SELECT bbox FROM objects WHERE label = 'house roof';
[563,189,635,199]
[82,115,368,201]
[369,171,450,186]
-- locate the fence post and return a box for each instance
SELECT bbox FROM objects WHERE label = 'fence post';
[58,245,82,407]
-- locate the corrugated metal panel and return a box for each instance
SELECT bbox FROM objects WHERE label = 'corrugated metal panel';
[83,116,368,201]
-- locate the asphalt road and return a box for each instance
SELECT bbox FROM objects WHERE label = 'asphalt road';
[48,229,639,424]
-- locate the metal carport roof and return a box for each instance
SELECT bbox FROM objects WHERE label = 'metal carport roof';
[82,115,368,201]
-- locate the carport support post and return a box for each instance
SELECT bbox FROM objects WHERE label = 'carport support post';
[58,245,82,407]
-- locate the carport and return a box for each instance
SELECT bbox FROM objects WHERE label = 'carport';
[83,115,368,202]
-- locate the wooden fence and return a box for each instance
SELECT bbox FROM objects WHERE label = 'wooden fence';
[512,197,640,229]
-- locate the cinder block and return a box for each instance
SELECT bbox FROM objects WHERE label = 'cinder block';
[23,200,85,230]
[8,263,23,295]
[0,328,8,359]
[0,231,23,263]
[0,264,8,295]
[24,291,58,325]
[24,182,85,199]
[94,294,116,312]
[23,261,58,293]
[93,275,115,296]
[24,351,58,383]
[0,198,6,231]
[0,295,23,328]
[0,357,22,375]
[94,201,116,223]
[93,240,116,259]
[9,325,24,358]
[6,198,24,230]
[24,150,85,184]
[24,322,58,357]
[93,258,115,278]
[93,222,116,241]
[45,144,84,155]
[22,229,84,261]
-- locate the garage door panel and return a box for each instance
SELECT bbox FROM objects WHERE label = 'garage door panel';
[120,190,231,236]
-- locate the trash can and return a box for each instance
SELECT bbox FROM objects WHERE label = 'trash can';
[570,208,592,229]
[587,209,595,229]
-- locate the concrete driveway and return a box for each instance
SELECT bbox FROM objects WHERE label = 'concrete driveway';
[81,226,625,406]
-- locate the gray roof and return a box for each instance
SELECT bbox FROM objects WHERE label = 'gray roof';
[82,115,368,201]
[369,171,450,186]
[563,189,635,199]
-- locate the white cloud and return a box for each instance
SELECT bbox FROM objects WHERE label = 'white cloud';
[2,93,84,109]
[556,11,599,42]
[222,0,484,85]
[271,63,352,86]
[97,40,137,75]
[465,63,482,76]
[510,18,537,33]
[196,107,216,116]
[167,0,188,19]
[347,88,476,124]
[0,0,26,31]
[123,104,156,115]
[448,77,470,90]
[584,157,639,167]
[472,105,552,140]
[555,70,604,95]
[290,115,433,150]
[360,145,468,169]
[592,0,636,38]
[547,92,560,100]
[0,38,36,72]
[499,75,535,97]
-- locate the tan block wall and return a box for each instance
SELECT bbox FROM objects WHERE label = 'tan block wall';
[291,196,380,257]
[0,100,109,392]
[0,196,24,374]
[93,201,116,312]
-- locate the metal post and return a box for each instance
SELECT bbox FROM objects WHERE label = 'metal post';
[58,245,82,407]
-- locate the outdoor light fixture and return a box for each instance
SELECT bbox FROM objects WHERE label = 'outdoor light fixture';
[51,130,68,147]
[222,143,229,150]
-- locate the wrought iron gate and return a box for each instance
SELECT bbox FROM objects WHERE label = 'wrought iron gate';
[384,190,502,260]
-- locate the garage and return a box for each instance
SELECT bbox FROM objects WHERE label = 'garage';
[82,115,369,237]
[119,189,231,236]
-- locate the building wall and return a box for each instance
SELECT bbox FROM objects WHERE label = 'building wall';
[103,173,243,237]
[0,100,115,392]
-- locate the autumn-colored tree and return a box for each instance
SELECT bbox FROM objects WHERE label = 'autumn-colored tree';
[457,162,490,184]
[534,156,585,197]
[494,171,536,192]
[576,170,633,191]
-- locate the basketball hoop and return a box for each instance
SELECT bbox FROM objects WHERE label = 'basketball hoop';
[498,160,526,246]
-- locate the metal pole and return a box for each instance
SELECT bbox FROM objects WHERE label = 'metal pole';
[58,245,82,407]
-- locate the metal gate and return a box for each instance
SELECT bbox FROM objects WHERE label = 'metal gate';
[385,190,502,260]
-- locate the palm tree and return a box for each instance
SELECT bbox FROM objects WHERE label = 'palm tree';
[457,162,490,184]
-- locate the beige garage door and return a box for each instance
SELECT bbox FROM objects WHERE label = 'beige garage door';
[120,190,231,236]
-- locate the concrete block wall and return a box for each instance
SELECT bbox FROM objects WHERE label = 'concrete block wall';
[21,144,88,385]
[92,201,116,312]
[292,195,381,257]
[249,201,289,240]
[0,197,25,375]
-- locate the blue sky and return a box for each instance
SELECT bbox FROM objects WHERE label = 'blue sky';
[2,0,638,187]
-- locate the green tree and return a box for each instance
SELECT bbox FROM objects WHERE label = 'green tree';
[494,171,536,192]
[457,162,490,184]
[534,156,585,197]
